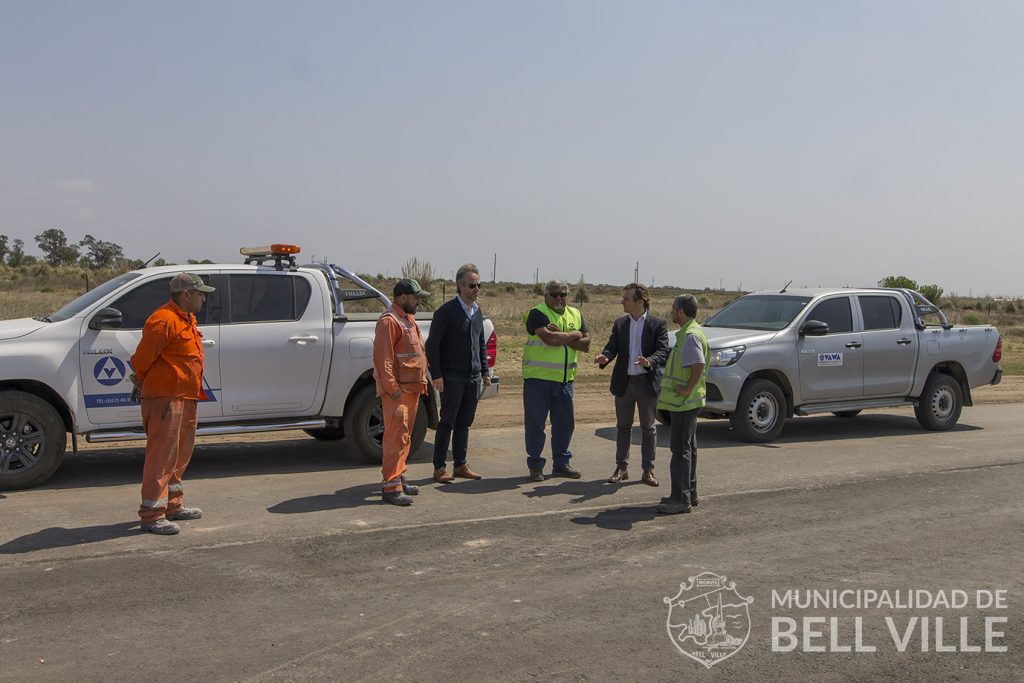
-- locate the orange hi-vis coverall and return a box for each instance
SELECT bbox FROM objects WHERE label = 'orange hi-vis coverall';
[130,300,207,523]
[373,304,428,493]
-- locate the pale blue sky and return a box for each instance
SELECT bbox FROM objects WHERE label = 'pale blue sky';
[2,1,1022,296]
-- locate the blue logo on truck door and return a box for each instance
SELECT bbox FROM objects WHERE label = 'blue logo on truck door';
[93,356,127,386]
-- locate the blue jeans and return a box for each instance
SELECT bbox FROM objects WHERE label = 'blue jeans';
[523,378,575,471]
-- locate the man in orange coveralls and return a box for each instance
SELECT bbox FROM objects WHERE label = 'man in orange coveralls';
[374,278,430,506]
[130,272,215,535]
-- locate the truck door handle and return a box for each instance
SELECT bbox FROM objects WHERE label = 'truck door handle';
[897,338,912,345]
[289,335,319,345]
[846,341,862,349]
[202,339,216,347]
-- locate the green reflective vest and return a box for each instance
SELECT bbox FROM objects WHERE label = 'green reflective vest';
[657,319,710,412]
[522,302,583,383]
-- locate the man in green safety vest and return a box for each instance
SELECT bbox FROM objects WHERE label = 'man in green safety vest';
[656,294,709,515]
[522,279,591,481]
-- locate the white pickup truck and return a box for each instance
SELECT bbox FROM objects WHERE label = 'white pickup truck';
[686,287,1002,442]
[0,246,499,489]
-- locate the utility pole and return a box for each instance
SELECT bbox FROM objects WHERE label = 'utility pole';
[534,267,539,284]
[634,261,639,283]
[492,253,497,284]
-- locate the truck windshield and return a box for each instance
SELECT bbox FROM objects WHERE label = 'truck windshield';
[704,294,812,331]
[42,273,141,322]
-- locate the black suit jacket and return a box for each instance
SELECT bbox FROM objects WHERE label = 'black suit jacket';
[425,296,487,380]
[599,313,670,397]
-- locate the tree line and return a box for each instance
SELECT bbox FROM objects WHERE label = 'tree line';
[0,229,126,269]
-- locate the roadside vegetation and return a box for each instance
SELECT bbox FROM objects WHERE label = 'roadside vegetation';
[2,261,1020,381]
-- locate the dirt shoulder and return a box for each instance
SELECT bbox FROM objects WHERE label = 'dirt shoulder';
[476,376,1024,429]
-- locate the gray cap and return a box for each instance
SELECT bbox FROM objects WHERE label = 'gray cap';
[170,272,215,294]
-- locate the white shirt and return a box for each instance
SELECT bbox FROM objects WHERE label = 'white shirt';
[627,311,647,376]
[457,295,479,320]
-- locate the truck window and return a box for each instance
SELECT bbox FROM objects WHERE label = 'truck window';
[228,274,312,323]
[45,272,141,322]
[703,295,811,330]
[108,276,210,329]
[806,297,853,334]
[859,296,902,330]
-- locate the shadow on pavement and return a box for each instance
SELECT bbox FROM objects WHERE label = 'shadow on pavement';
[430,475,527,495]
[267,483,385,513]
[570,504,660,531]
[0,521,140,554]
[34,439,434,491]
[593,414,982,448]
[522,478,622,505]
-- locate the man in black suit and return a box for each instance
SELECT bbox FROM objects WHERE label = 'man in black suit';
[594,283,670,486]
[425,263,491,483]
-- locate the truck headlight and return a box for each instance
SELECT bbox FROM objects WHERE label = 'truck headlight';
[709,345,745,367]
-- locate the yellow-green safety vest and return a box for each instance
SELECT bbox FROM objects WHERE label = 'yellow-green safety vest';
[657,319,710,412]
[521,302,583,383]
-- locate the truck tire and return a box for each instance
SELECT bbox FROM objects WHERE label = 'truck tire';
[304,426,345,441]
[729,379,786,442]
[915,373,963,431]
[0,391,67,490]
[832,410,862,418]
[343,385,427,464]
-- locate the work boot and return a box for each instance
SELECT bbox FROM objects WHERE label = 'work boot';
[551,465,581,479]
[141,519,180,535]
[607,467,629,483]
[433,468,455,483]
[400,475,419,496]
[453,464,482,479]
[642,470,659,487]
[382,490,414,506]
[528,469,545,482]
[656,501,692,515]
[166,506,203,521]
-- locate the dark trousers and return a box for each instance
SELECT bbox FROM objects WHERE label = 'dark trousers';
[668,408,699,505]
[432,375,482,469]
[614,375,658,471]
[523,378,574,471]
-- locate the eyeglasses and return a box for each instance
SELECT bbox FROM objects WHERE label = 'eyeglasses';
[547,291,568,298]
[465,283,482,290]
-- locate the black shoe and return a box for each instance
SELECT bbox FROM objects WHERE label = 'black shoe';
[551,465,581,479]
[690,491,699,507]
[529,469,545,482]
[382,491,414,506]
[400,475,419,496]
[656,501,692,515]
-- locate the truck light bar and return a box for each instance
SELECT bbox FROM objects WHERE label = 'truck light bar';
[240,244,301,271]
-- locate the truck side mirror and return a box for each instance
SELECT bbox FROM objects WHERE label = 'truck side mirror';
[88,308,124,330]
[799,320,829,336]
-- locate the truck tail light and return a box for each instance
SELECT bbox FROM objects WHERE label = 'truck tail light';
[993,336,1003,362]
[486,330,498,368]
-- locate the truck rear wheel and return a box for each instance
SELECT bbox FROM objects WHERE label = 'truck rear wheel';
[729,379,786,442]
[0,391,67,490]
[915,373,963,431]
[343,385,427,464]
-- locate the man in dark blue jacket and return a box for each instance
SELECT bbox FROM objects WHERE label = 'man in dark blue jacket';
[594,283,670,486]
[425,263,492,482]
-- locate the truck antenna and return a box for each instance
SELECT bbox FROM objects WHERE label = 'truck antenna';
[142,252,161,268]
[780,280,792,293]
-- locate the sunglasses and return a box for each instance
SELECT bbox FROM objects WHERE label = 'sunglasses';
[465,283,482,289]
[547,291,568,298]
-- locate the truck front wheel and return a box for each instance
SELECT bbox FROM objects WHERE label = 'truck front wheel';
[729,379,786,442]
[0,391,67,490]
[915,373,963,431]
[343,385,427,464]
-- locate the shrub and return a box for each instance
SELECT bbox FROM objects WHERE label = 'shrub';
[504,284,516,294]
[963,314,982,325]
[532,282,544,296]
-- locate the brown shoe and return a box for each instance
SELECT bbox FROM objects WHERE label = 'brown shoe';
[607,467,629,483]
[642,470,660,487]
[453,464,482,480]
[433,467,455,483]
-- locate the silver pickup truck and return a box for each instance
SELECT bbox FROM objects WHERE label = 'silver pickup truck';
[687,287,1002,442]
[0,247,499,489]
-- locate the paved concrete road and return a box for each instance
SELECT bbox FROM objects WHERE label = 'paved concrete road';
[1,405,1022,681]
